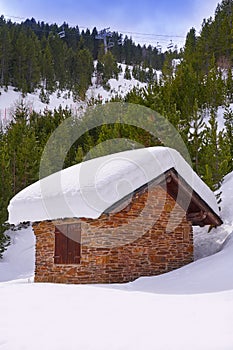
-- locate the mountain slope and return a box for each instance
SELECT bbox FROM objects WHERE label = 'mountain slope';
[0,63,149,126]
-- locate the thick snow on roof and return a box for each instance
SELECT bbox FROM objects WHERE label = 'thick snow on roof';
[8,147,219,224]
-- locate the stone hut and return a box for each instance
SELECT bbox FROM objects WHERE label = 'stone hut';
[8,147,222,284]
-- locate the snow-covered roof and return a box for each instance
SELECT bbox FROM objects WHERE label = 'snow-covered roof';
[8,147,220,225]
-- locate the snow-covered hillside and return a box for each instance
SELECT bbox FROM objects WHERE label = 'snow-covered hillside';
[0,63,149,126]
[1,67,231,135]
[0,171,233,349]
[87,63,148,102]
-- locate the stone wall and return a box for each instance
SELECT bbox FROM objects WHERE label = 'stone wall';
[33,184,193,284]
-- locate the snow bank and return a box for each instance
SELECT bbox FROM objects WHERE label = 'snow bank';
[194,171,233,259]
[0,226,35,282]
[8,146,219,225]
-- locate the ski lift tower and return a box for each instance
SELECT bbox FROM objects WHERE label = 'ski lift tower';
[95,27,113,53]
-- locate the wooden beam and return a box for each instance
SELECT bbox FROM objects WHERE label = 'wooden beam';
[186,211,207,222]
[167,170,222,227]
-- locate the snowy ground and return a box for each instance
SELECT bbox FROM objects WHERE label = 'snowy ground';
[0,172,233,349]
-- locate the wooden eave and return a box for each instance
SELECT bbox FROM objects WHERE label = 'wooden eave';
[104,168,223,227]
[160,168,223,227]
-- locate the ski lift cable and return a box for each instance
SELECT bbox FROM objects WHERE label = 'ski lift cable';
[117,30,185,38]
[3,13,186,39]
[2,13,185,47]
[4,14,25,20]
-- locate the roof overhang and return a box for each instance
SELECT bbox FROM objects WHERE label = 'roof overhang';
[105,168,223,227]
[161,169,223,227]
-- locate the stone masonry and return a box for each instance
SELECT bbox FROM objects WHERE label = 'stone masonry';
[33,183,193,284]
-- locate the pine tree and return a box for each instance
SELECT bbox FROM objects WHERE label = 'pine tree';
[170,61,201,120]
[91,27,99,60]
[162,54,174,82]
[124,65,131,80]
[223,104,233,170]
[96,61,104,86]
[0,128,11,255]
[41,38,55,92]
[0,21,11,87]
[132,65,140,80]
[12,28,28,92]
[183,28,197,65]
[73,48,94,100]
[81,29,94,56]
[48,33,67,90]
[204,55,225,109]
[25,31,41,92]
[226,68,233,102]
[100,51,119,83]
[199,107,231,191]
[218,129,231,178]
[188,101,205,174]
[146,66,155,84]
[123,36,133,65]
[6,101,41,194]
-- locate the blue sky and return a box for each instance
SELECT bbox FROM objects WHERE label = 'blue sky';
[0,0,220,48]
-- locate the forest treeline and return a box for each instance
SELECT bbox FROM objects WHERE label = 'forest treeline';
[0,0,233,254]
[0,14,168,98]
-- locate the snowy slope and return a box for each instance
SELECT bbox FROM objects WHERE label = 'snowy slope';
[0,172,233,349]
[0,63,230,134]
[87,63,148,102]
[0,64,150,125]
[0,86,83,126]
